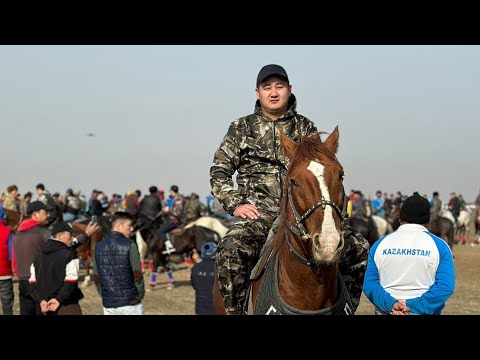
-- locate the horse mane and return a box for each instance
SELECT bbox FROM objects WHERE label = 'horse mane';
[291,132,338,166]
[270,133,339,256]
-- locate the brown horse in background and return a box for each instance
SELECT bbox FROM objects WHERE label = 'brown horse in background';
[426,217,455,250]
[213,127,353,315]
[388,207,455,250]
[153,222,224,271]
[4,208,105,286]
[70,219,106,287]
[3,209,23,232]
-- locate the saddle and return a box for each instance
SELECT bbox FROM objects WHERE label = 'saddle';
[241,217,280,314]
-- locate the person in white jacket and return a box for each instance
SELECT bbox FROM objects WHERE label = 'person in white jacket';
[363,194,455,315]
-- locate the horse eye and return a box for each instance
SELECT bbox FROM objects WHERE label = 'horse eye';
[339,173,344,182]
[291,179,300,187]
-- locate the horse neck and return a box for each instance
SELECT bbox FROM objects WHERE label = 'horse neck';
[276,232,339,310]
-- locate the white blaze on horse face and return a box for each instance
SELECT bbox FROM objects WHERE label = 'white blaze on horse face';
[307,161,340,260]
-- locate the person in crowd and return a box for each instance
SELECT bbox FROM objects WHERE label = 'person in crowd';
[363,194,455,315]
[429,191,442,221]
[139,186,163,222]
[184,192,207,225]
[351,190,379,239]
[35,183,57,226]
[448,192,461,225]
[93,212,145,315]
[190,242,217,315]
[63,188,81,222]
[13,201,97,315]
[12,201,50,315]
[2,185,20,213]
[157,185,186,255]
[29,222,84,315]
[383,192,393,218]
[458,194,466,211]
[19,192,32,217]
[0,205,14,315]
[124,190,140,220]
[372,190,385,218]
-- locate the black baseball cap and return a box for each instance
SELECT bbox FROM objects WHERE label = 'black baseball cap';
[51,221,74,236]
[256,64,289,86]
[26,201,48,215]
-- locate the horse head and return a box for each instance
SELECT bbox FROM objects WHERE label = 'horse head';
[279,126,346,265]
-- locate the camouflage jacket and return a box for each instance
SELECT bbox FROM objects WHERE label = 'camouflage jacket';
[210,94,317,215]
[2,193,19,212]
[164,193,186,224]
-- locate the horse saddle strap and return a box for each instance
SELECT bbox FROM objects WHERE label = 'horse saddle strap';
[249,241,275,281]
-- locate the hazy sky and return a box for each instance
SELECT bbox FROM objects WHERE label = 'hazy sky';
[1,45,479,204]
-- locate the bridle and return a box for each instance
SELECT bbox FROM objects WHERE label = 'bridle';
[284,181,349,267]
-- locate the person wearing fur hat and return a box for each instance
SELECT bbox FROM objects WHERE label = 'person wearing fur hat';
[363,194,455,315]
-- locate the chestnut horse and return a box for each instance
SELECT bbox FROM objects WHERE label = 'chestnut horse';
[213,127,353,315]
[3,209,23,232]
[160,222,225,267]
[70,218,107,287]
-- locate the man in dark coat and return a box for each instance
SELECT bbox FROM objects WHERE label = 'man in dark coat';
[190,242,217,315]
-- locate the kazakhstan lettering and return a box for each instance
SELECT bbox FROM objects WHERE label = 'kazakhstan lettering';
[382,248,431,256]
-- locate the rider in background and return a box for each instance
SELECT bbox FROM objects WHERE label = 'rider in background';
[351,190,379,239]
[429,191,442,221]
[184,192,208,225]
[372,190,385,218]
[139,186,163,223]
[382,192,393,219]
[157,185,186,255]
[458,194,466,211]
[448,192,461,226]
[36,183,57,227]
[19,192,32,217]
[63,188,81,222]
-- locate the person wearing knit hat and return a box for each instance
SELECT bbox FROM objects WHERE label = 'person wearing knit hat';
[399,194,431,225]
[363,194,455,315]
[191,242,217,315]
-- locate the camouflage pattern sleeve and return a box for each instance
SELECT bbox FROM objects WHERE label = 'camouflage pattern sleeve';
[338,221,370,312]
[304,119,318,137]
[210,121,244,214]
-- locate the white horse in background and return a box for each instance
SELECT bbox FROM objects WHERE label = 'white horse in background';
[136,230,148,268]
[372,215,393,238]
[184,216,230,241]
[440,209,456,226]
[441,206,476,244]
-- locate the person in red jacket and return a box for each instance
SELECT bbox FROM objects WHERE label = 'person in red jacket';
[0,204,14,315]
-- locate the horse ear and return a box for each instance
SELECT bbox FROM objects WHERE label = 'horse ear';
[309,132,321,141]
[323,126,340,154]
[280,130,298,159]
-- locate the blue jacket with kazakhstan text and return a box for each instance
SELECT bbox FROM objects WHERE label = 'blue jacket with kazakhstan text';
[363,224,455,315]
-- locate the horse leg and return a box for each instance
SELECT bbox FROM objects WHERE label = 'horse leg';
[136,230,148,272]
[81,257,91,288]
